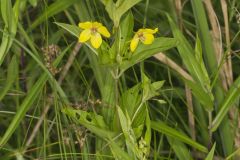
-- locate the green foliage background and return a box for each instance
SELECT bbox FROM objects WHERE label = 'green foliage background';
[0,0,240,159]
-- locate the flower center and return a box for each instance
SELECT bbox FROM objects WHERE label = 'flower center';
[138,33,145,41]
[91,27,97,34]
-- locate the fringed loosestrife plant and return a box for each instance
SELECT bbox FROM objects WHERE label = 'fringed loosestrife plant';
[58,14,178,159]
[130,28,158,52]
[78,21,111,49]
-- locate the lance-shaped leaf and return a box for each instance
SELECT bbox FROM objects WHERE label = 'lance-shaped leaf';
[211,76,240,132]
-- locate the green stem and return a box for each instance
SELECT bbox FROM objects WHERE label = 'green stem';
[114,67,119,107]
[208,111,213,147]
[143,0,149,28]
[131,100,144,124]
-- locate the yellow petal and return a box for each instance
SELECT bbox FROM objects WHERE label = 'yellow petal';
[79,29,91,42]
[97,26,110,37]
[143,28,158,34]
[92,22,102,28]
[78,22,92,29]
[130,36,139,52]
[136,29,144,34]
[153,28,158,33]
[90,33,102,48]
[136,28,158,35]
[142,33,154,44]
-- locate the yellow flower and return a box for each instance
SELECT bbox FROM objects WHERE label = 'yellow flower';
[78,22,111,49]
[130,28,158,52]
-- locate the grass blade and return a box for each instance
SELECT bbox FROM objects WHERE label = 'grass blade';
[0,55,18,100]
[211,76,240,131]
[151,121,208,153]
[0,0,19,65]
[30,0,79,30]
[167,136,193,160]
[190,0,217,74]
[205,143,216,160]
[167,14,214,110]
[0,46,69,147]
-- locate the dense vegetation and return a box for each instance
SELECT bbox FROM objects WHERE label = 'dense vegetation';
[0,0,240,159]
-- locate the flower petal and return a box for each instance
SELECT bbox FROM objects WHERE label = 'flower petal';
[136,28,158,35]
[91,33,102,48]
[78,22,92,29]
[79,29,91,42]
[142,33,154,44]
[143,28,158,34]
[136,29,144,34]
[92,22,102,28]
[130,36,139,52]
[97,26,110,37]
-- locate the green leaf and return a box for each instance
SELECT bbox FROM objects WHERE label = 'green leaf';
[98,41,112,64]
[0,55,18,100]
[195,35,212,98]
[132,103,147,131]
[211,76,240,132]
[115,0,141,17]
[191,0,217,75]
[55,22,80,38]
[118,12,134,55]
[101,0,142,27]
[205,143,216,160]
[28,0,37,7]
[167,14,205,84]
[142,73,164,102]
[109,139,132,160]
[117,106,140,158]
[120,37,178,73]
[185,80,213,111]
[167,136,193,160]
[167,14,214,110]
[108,11,134,64]
[151,121,208,153]
[18,23,38,55]
[120,83,142,117]
[0,0,20,65]
[62,107,116,139]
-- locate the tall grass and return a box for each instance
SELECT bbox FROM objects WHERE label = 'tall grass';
[0,0,240,159]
